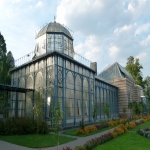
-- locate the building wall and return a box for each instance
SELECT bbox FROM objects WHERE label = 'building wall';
[110,78,142,117]
[95,78,118,119]
[11,52,119,127]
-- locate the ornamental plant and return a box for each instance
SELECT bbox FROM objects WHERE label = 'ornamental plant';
[76,125,97,134]
[92,102,98,121]
[33,90,43,136]
[51,101,63,150]
[103,102,110,120]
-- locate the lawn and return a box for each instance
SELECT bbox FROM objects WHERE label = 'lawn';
[62,126,114,137]
[93,121,150,150]
[0,134,76,148]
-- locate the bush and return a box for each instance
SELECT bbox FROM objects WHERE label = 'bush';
[83,133,114,150]
[137,128,150,138]
[0,117,49,135]
[63,147,72,150]
[95,123,109,129]
[76,125,97,134]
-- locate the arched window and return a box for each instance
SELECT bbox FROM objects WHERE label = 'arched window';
[83,78,89,116]
[26,75,33,117]
[35,72,43,91]
[75,75,82,116]
[18,78,25,117]
[66,72,74,118]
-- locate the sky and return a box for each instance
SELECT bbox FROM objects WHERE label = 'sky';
[0,0,150,78]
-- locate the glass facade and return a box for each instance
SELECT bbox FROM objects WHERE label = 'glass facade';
[95,79,118,119]
[10,53,118,127]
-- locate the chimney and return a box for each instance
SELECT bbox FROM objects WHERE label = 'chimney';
[90,62,97,75]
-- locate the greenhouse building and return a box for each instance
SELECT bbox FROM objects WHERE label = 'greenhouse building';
[9,21,145,128]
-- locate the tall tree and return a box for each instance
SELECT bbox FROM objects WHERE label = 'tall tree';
[0,33,14,84]
[0,32,7,59]
[143,76,150,101]
[126,56,143,87]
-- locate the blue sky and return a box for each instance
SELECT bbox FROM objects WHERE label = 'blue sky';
[0,0,150,78]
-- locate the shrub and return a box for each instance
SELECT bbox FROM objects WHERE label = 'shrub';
[95,123,109,129]
[127,121,136,129]
[0,117,49,135]
[137,128,150,138]
[108,120,117,126]
[83,133,114,150]
[63,147,72,150]
[117,118,128,125]
[76,125,97,134]
[74,146,85,150]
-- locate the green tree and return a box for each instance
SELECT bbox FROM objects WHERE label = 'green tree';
[33,90,43,136]
[0,32,7,58]
[0,33,14,84]
[143,76,150,101]
[126,56,143,87]
[51,101,63,150]
[92,102,97,121]
[103,102,110,120]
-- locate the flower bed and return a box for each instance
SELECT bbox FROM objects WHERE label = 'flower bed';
[63,115,150,150]
[76,126,97,134]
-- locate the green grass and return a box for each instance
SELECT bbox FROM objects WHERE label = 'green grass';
[93,121,150,150]
[62,126,114,137]
[0,134,76,148]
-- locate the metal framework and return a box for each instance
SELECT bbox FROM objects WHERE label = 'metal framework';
[9,21,119,128]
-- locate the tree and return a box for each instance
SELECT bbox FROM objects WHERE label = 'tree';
[0,33,14,85]
[102,102,110,120]
[126,56,143,87]
[33,90,43,136]
[51,101,63,150]
[92,102,97,121]
[0,32,7,59]
[143,76,150,101]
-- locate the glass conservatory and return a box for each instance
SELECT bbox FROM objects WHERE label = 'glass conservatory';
[10,21,119,128]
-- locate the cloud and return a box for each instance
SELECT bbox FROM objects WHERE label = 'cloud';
[140,35,150,46]
[109,46,119,59]
[56,0,150,77]
[36,1,43,7]
[136,52,147,61]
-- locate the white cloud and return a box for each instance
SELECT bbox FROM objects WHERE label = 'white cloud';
[109,46,119,59]
[135,23,150,35]
[36,1,43,7]
[140,35,150,46]
[136,52,147,61]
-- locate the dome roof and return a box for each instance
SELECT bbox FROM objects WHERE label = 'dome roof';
[36,22,72,39]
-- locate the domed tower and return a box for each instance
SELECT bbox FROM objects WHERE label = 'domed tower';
[34,21,74,58]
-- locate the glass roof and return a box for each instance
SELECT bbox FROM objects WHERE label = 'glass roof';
[36,22,72,39]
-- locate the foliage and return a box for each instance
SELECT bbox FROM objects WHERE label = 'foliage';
[0,32,7,57]
[76,126,97,134]
[51,101,63,150]
[102,102,110,119]
[143,76,150,101]
[126,56,143,87]
[137,127,150,138]
[93,121,150,150]
[122,107,126,115]
[95,123,109,129]
[92,102,97,120]
[0,117,48,135]
[0,33,14,84]
[33,90,44,135]
[79,118,85,130]
[128,101,144,117]
[81,133,114,150]
[63,147,73,150]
